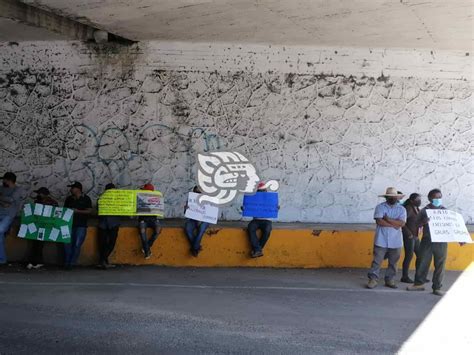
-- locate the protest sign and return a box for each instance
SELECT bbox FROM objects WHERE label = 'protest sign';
[17,203,73,243]
[426,209,473,243]
[98,189,164,217]
[242,192,279,218]
[185,192,219,224]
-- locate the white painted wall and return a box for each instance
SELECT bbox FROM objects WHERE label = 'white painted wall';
[0,41,472,223]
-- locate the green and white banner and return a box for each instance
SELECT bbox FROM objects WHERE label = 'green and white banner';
[17,203,73,244]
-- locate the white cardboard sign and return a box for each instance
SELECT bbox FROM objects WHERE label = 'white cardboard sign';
[426,209,472,243]
[184,192,219,224]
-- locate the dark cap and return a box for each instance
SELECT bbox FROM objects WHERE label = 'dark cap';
[2,172,16,182]
[105,183,116,190]
[67,181,83,190]
[34,187,50,195]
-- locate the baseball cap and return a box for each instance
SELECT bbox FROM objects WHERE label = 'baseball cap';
[34,187,50,195]
[142,183,154,191]
[67,181,83,190]
[2,172,16,182]
[257,181,266,190]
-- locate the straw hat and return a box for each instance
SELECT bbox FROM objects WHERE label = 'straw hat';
[379,187,404,198]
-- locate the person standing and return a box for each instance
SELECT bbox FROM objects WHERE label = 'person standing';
[400,193,422,283]
[63,181,92,269]
[26,187,59,270]
[246,182,274,258]
[184,185,210,257]
[407,189,454,296]
[97,183,121,269]
[138,183,162,259]
[367,187,406,289]
[0,172,22,265]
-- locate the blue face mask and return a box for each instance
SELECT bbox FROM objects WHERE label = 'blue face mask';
[432,198,442,207]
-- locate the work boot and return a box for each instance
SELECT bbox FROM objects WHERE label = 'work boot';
[406,284,425,291]
[400,276,413,283]
[432,289,445,297]
[385,280,398,289]
[366,279,378,289]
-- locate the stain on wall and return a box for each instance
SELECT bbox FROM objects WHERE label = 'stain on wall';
[0,42,472,223]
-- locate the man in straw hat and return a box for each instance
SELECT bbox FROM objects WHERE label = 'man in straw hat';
[367,187,407,289]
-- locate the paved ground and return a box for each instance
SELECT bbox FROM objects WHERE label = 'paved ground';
[0,265,467,354]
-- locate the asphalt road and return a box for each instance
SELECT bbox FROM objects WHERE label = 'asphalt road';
[0,266,466,354]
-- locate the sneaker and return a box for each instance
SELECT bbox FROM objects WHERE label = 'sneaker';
[400,276,414,283]
[407,284,425,291]
[251,250,264,258]
[105,264,116,269]
[26,263,34,270]
[432,289,444,296]
[33,264,44,270]
[366,279,378,289]
[385,280,398,289]
[96,263,107,270]
[145,250,152,259]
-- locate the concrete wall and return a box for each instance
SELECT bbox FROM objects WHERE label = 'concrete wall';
[0,41,472,223]
[5,225,474,271]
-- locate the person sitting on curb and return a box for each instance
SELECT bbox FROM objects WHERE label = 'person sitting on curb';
[184,185,210,257]
[138,183,162,259]
[245,182,274,258]
[367,187,406,289]
[97,183,121,269]
[26,187,59,270]
[407,189,465,296]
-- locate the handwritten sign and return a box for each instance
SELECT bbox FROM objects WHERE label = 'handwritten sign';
[185,192,219,224]
[426,209,472,243]
[242,192,279,219]
[98,190,164,217]
[17,203,72,243]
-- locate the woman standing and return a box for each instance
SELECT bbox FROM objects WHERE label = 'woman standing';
[400,193,422,283]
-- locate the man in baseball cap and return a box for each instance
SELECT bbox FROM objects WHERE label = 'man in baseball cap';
[63,181,92,269]
[367,187,407,289]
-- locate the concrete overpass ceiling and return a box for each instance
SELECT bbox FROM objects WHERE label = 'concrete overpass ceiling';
[10,0,472,50]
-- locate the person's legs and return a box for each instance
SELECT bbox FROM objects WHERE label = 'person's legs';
[97,227,108,265]
[71,227,87,265]
[247,220,261,252]
[30,240,44,265]
[105,227,119,264]
[0,215,14,264]
[63,227,77,267]
[184,219,197,246]
[192,222,209,252]
[147,219,162,248]
[138,220,150,255]
[432,242,448,292]
[413,238,433,286]
[402,235,415,281]
[259,221,273,250]
[385,248,401,282]
[368,245,387,281]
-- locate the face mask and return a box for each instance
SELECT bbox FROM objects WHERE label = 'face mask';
[386,198,397,205]
[432,199,442,207]
[414,200,422,207]
[2,182,8,187]
[398,200,404,205]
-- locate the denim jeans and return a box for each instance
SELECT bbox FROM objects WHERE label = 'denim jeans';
[0,215,14,264]
[184,219,209,251]
[98,227,119,264]
[248,219,272,253]
[139,217,162,254]
[64,226,87,266]
[402,234,420,279]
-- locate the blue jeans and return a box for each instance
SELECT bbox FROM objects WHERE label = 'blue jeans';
[0,215,14,264]
[248,219,272,253]
[139,217,162,254]
[64,226,87,266]
[184,219,209,251]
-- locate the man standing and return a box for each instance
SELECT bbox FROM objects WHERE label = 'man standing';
[0,172,22,265]
[97,183,121,269]
[367,187,407,289]
[184,185,210,257]
[26,187,59,269]
[400,193,422,283]
[138,183,162,259]
[246,182,274,258]
[63,181,92,269]
[407,189,451,296]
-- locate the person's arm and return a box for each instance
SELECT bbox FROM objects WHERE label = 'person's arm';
[74,197,93,215]
[375,218,395,227]
[416,209,429,228]
[383,215,406,228]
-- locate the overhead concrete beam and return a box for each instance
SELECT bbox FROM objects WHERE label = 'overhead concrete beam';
[0,0,134,43]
